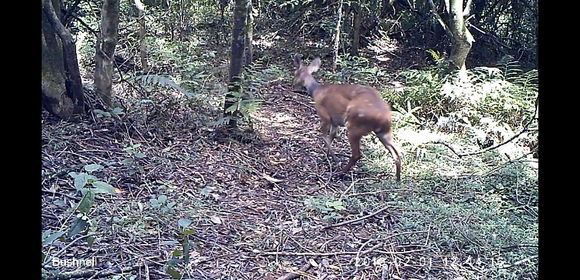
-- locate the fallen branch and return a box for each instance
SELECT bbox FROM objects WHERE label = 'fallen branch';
[432,125,533,158]
[259,251,353,257]
[258,247,428,257]
[480,145,538,176]
[323,205,390,229]
[277,263,312,280]
[433,95,538,158]
[501,255,538,269]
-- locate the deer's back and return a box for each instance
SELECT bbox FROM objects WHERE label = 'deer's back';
[313,84,392,131]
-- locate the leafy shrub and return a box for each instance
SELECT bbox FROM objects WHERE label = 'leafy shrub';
[383,55,538,154]
[217,61,288,128]
[331,54,389,86]
[66,164,120,241]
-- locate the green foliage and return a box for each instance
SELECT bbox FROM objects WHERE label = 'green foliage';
[134,74,196,98]
[330,54,388,86]
[222,88,263,127]
[392,163,538,278]
[69,164,118,195]
[47,2,538,278]
[386,67,453,123]
[385,56,537,132]
[93,107,125,118]
[217,62,287,128]
[164,218,197,279]
[42,230,66,246]
[122,144,146,175]
[66,164,119,240]
[149,194,176,214]
[304,196,346,221]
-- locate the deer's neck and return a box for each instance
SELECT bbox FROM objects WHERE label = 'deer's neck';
[305,78,320,96]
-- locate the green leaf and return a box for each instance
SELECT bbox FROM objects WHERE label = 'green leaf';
[166,258,181,266]
[83,164,103,173]
[111,107,125,116]
[150,198,161,208]
[326,201,346,211]
[43,230,65,245]
[138,99,154,104]
[166,202,176,209]
[160,240,179,246]
[172,249,183,257]
[178,218,192,229]
[182,229,196,235]
[200,187,212,196]
[166,265,182,279]
[93,109,111,118]
[92,181,118,194]
[77,190,95,214]
[67,216,88,239]
[69,172,89,190]
[86,235,96,247]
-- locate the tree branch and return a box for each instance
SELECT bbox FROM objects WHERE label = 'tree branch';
[62,0,83,26]
[434,95,538,158]
[323,205,390,230]
[426,0,454,39]
[463,0,473,17]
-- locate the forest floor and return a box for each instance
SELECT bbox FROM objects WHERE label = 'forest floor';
[42,50,537,279]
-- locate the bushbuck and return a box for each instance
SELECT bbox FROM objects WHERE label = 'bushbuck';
[292,54,403,181]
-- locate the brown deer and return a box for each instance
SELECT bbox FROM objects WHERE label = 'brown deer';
[292,54,403,181]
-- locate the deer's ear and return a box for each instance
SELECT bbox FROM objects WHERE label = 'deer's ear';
[308,57,321,73]
[293,54,303,68]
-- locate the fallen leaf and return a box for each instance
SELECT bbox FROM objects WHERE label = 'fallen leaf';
[209,215,222,224]
[262,173,283,183]
[291,227,302,234]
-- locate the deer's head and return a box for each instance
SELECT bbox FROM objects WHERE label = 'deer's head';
[292,54,321,92]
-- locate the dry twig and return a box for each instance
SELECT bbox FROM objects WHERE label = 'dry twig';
[323,205,391,229]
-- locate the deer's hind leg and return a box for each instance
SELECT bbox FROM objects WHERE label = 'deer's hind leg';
[376,131,403,181]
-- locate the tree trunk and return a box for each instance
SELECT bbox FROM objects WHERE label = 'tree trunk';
[135,0,149,72]
[427,0,474,76]
[351,0,363,56]
[447,0,474,74]
[219,0,228,45]
[223,0,249,128]
[94,0,120,108]
[41,0,84,119]
[245,0,254,65]
[331,0,344,71]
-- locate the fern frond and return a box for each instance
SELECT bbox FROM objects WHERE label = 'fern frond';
[134,74,196,97]
[498,55,524,83]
